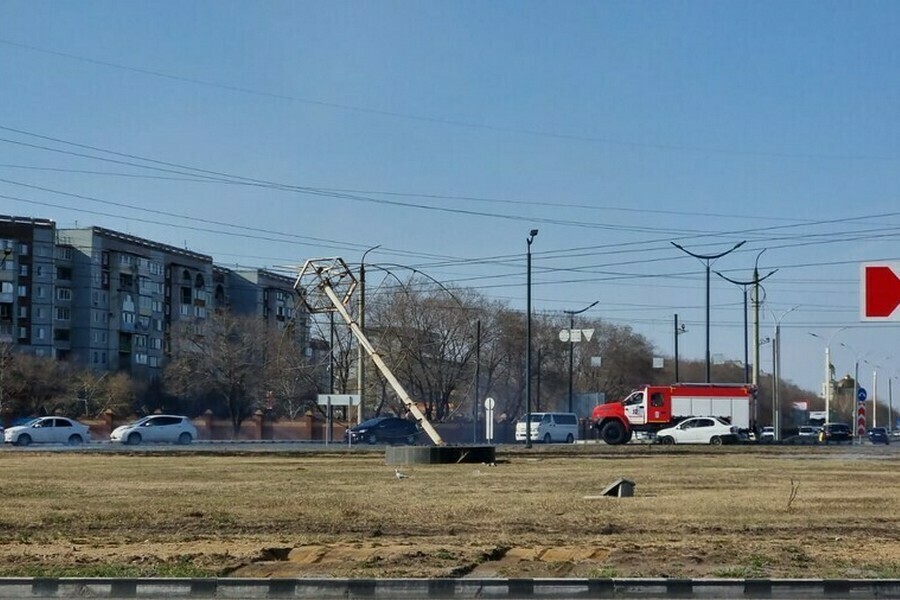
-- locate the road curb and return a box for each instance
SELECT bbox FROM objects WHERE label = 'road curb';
[2,577,900,598]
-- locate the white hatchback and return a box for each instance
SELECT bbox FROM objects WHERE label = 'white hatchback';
[4,417,92,446]
[110,415,197,445]
[656,416,738,445]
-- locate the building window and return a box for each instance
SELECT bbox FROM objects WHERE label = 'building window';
[18,327,27,339]
[54,329,70,341]
[135,352,148,365]
[19,264,28,276]
[55,307,71,321]
[150,337,162,350]
[19,243,28,256]
[123,312,135,325]
[56,266,72,280]
[18,285,27,297]
[35,327,45,340]
[152,300,162,313]
[18,306,27,318]
[56,287,72,301]
[36,286,46,298]
[149,356,159,368]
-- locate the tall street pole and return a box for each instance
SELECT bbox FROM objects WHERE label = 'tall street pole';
[716,266,777,386]
[873,369,878,428]
[474,319,480,443]
[751,250,771,432]
[525,229,538,448]
[674,314,684,383]
[564,300,598,413]
[809,327,848,424]
[671,240,746,383]
[889,377,893,433]
[357,245,380,425]
[771,306,799,441]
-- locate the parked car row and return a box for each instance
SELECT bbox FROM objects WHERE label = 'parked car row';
[3,415,196,446]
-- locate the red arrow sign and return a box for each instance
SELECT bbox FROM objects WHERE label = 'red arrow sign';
[862,264,900,320]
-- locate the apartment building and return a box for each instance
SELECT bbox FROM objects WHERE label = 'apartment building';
[0,216,56,356]
[56,226,216,376]
[1,217,312,381]
[223,268,308,348]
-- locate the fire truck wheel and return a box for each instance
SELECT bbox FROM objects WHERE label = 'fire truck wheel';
[600,421,627,445]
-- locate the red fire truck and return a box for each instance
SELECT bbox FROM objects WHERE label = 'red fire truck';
[590,383,754,445]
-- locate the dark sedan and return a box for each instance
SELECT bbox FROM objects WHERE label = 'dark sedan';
[868,427,890,445]
[344,416,419,445]
[820,423,852,444]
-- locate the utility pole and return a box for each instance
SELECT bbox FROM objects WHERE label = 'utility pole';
[674,314,683,383]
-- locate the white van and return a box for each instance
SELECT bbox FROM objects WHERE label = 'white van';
[515,412,579,444]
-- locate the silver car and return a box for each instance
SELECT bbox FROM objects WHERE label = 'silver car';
[4,417,92,446]
[110,415,197,445]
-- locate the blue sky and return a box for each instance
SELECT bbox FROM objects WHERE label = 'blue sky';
[2,0,900,399]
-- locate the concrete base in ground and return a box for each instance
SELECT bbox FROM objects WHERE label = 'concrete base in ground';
[385,445,496,465]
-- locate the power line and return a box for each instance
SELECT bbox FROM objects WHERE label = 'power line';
[3,38,899,162]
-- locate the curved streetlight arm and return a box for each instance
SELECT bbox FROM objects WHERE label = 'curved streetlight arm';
[671,240,747,262]
[715,269,778,288]
[564,300,599,317]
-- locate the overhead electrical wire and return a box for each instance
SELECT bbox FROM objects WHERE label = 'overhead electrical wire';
[2,37,899,162]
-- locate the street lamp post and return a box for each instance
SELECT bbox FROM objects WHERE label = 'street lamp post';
[671,240,746,383]
[809,327,848,424]
[525,229,538,449]
[771,306,799,441]
[866,355,893,429]
[716,267,777,385]
[564,300,599,414]
[356,245,381,425]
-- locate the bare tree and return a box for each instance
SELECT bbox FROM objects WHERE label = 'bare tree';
[165,311,267,436]
[264,323,320,419]
[367,278,480,421]
[2,351,72,416]
[70,369,136,417]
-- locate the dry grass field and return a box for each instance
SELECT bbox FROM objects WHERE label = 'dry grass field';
[1,446,899,579]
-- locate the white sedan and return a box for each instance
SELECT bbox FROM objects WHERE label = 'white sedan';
[4,417,92,446]
[110,415,197,445]
[656,416,738,445]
